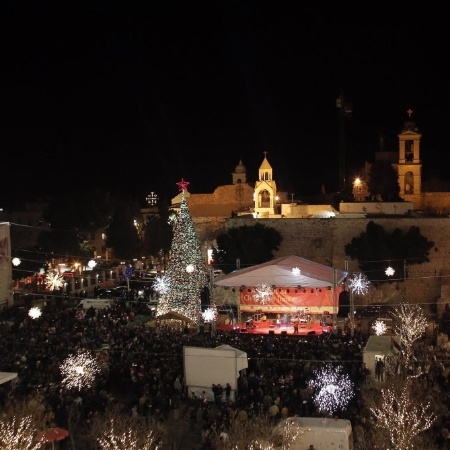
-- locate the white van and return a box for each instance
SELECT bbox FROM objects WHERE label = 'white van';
[273,417,353,450]
[77,299,113,310]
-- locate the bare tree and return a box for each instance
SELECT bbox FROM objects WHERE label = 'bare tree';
[89,404,166,450]
[369,378,436,450]
[392,302,427,373]
[209,415,300,450]
[0,394,54,450]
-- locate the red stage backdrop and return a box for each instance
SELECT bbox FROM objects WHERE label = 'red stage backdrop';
[239,286,342,314]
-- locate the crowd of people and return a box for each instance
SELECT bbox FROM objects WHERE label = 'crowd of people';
[0,299,450,449]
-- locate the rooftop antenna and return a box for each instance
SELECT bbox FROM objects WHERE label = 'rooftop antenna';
[290,193,295,203]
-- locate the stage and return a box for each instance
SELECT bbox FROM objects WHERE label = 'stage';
[216,320,332,336]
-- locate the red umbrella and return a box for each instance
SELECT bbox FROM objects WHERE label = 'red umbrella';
[36,427,69,449]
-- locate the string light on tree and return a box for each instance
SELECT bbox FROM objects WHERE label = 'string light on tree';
[186,264,195,273]
[393,302,428,372]
[371,379,435,450]
[308,364,354,415]
[372,319,387,336]
[348,272,370,295]
[97,419,161,450]
[0,415,42,450]
[156,180,209,323]
[60,350,101,391]
[28,307,42,320]
[254,283,273,304]
[45,271,64,291]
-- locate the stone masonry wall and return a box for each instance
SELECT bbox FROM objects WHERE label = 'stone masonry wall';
[221,216,450,312]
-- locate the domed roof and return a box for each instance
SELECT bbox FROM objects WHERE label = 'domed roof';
[234,159,246,173]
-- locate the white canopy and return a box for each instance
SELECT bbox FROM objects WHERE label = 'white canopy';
[214,255,347,288]
[0,372,18,385]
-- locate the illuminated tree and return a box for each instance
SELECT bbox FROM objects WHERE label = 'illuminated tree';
[0,394,54,450]
[210,415,299,450]
[0,416,43,450]
[97,419,162,450]
[370,379,435,450]
[392,302,427,373]
[90,405,165,450]
[155,180,209,323]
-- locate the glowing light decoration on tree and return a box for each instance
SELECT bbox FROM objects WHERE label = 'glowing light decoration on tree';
[186,263,195,273]
[97,419,161,450]
[156,180,209,323]
[254,283,273,304]
[202,305,218,323]
[60,350,101,391]
[393,302,428,372]
[28,307,42,320]
[0,415,42,450]
[371,379,435,450]
[372,319,387,336]
[292,267,301,276]
[45,271,64,291]
[153,276,169,294]
[308,365,354,415]
[348,272,370,295]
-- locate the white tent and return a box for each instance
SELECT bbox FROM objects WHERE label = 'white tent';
[0,371,18,385]
[214,255,347,288]
[363,335,400,380]
[184,344,248,402]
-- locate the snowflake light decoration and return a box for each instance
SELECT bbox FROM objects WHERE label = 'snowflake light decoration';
[88,259,97,269]
[186,263,195,273]
[60,350,101,390]
[28,307,42,320]
[385,265,395,276]
[202,305,218,323]
[45,271,64,291]
[348,273,370,295]
[308,365,354,415]
[254,283,273,304]
[372,319,387,335]
[12,257,21,266]
[153,276,169,294]
[292,267,301,276]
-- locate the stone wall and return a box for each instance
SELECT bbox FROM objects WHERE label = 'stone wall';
[220,216,450,311]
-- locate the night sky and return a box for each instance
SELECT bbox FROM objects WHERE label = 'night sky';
[3,2,450,207]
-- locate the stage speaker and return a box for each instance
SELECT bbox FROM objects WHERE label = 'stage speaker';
[269,330,275,335]
[240,328,248,333]
[281,330,287,335]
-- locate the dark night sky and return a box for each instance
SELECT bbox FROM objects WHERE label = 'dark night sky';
[2,2,450,207]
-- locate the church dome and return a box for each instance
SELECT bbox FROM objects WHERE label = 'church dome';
[234,159,246,173]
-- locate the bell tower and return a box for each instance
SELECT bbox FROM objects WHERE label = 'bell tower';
[253,152,277,217]
[397,109,422,202]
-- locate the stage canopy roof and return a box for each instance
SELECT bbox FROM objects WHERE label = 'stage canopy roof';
[214,255,347,288]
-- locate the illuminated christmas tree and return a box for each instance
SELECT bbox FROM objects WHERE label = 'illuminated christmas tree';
[155,179,209,323]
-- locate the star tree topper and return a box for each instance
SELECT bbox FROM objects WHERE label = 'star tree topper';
[176,178,190,192]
